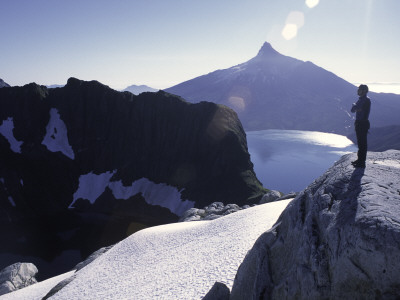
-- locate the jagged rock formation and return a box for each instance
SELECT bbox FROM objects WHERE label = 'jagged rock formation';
[180,191,298,222]
[203,282,230,300]
[0,263,38,295]
[230,150,400,299]
[166,42,400,134]
[0,78,265,279]
[258,190,281,203]
[179,202,252,222]
[348,125,400,151]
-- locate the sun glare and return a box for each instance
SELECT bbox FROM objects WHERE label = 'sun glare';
[282,11,304,40]
[282,24,298,40]
[228,96,246,112]
[299,131,354,148]
[286,11,304,28]
[305,0,319,9]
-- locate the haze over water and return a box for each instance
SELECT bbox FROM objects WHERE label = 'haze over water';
[247,130,357,194]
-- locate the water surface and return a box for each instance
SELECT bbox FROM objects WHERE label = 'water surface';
[247,130,357,193]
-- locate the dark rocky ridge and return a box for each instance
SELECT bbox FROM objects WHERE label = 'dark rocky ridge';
[0,78,265,279]
[166,42,400,134]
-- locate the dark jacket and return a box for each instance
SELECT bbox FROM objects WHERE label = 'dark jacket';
[351,95,371,121]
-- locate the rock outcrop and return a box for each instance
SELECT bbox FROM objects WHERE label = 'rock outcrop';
[0,263,38,295]
[0,78,265,279]
[179,202,252,222]
[203,282,230,300]
[179,191,298,222]
[231,150,400,299]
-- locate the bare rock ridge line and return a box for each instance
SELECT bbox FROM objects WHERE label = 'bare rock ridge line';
[0,77,265,280]
[230,150,400,299]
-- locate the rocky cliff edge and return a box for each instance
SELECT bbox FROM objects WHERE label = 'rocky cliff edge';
[231,150,400,299]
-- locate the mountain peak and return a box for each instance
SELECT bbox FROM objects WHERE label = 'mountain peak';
[0,78,10,88]
[256,42,280,58]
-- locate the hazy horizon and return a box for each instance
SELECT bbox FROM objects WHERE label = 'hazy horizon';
[1,0,399,93]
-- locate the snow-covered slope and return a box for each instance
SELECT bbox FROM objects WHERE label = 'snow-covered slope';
[1,199,292,300]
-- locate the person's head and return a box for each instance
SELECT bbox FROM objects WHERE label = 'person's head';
[358,84,369,97]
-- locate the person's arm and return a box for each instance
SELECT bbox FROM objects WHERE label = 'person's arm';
[351,101,360,113]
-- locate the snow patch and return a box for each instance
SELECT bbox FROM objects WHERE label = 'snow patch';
[374,159,400,169]
[70,172,194,215]
[109,178,194,216]
[42,108,75,159]
[0,117,23,153]
[70,171,116,207]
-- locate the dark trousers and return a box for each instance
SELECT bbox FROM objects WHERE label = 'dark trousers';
[355,120,370,163]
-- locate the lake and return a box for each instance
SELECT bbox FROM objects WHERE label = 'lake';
[247,130,357,194]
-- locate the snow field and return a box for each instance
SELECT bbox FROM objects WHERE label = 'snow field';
[50,199,292,300]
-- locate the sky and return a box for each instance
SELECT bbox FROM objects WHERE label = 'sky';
[1,0,400,93]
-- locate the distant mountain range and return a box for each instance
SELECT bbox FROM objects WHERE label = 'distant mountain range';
[166,42,400,135]
[123,84,158,95]
[0,79,10,88]
[348,125,400,151]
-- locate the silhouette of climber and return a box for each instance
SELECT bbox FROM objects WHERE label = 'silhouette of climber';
[351,84,371,168]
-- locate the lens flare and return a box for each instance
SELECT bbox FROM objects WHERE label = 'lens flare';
[305,0,319,8]
[286,11,304,28]
[228,96,246,112]
[282,24,298,40]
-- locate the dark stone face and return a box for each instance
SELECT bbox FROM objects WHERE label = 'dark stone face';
[0,78,265,279]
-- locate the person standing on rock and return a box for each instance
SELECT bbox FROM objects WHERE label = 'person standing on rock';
[351,84,371,168]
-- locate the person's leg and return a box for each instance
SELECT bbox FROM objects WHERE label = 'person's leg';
[357,130,367,162]
[355,125,368,167]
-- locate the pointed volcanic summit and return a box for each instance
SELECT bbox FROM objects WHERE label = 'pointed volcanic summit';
[254,41,281,58]
[166,42,400,134]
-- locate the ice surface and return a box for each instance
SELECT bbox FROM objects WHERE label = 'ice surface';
[70,172,194,215]
[0,117,23,153]
[41,108,75,159]
[10,199,291,300]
